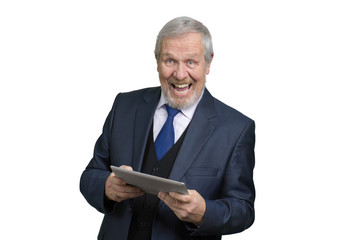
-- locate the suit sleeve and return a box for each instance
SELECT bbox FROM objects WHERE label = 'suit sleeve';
[79,94,120,214]
[193,120,256,236]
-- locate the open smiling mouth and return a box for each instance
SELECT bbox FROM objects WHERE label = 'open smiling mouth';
[171,83,192,95]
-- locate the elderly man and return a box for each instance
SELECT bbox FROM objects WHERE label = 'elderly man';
[80,16,255,240]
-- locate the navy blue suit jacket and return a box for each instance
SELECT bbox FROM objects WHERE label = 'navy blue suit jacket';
[80,87,255,240]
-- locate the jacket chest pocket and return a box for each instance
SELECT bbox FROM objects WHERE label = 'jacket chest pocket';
[184,168,220,198]
[185,167,218,177]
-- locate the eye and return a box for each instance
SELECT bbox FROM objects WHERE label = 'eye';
[188,60,194,65]
[167,59,174,64]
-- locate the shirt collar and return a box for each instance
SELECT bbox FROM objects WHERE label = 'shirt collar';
[156,90,204,120]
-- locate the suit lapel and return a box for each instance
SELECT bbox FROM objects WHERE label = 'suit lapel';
[132,88,161,171]
[168,89,217,182]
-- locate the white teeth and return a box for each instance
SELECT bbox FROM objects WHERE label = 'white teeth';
[175,87,190,94]
[174,83,190,88]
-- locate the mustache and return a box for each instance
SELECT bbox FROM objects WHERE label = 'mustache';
[168,77,194,84]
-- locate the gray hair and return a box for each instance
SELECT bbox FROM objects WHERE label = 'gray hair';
[154,16,214,63]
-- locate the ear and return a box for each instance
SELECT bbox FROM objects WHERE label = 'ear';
[155,54,160,72]
[205,53,214,75]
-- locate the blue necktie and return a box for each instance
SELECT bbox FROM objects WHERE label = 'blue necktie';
[154,105,180,160]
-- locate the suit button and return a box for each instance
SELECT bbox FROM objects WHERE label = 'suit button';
[144,203,150,208]
[140,222,149,228]
[152,167,159,172]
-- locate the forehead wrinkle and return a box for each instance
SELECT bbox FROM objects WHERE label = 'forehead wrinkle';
[162,51,200,59]
[161,33,204,57]
[161,45,203,61]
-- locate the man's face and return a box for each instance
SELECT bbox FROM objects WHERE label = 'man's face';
[157,32,212,109]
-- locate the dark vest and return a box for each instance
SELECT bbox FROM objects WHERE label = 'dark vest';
[127,126,188,240]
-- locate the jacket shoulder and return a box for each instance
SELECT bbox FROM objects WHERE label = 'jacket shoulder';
[114,87,160,101]
[212,96,254,126]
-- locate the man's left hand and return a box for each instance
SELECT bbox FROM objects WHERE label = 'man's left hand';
[158,190,206,226]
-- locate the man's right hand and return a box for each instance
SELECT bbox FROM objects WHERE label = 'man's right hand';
[105,165,144,202]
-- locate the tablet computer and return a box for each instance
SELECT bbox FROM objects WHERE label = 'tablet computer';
[110,166,188,196]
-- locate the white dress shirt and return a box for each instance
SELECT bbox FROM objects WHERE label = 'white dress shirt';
[153,91,203,143]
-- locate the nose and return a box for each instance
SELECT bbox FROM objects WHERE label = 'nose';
[173,62,188,80]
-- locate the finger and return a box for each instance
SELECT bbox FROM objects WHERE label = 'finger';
[158,192,172,205]
[169,191,188,201]
[120,165,133,171]
[158,192,168,202]
[113,192,144,202]
[108,172,125,184]
[112,185,144,202]
[117,190,144,199]
[122,185,144,194]
[112,178,127,188]
[159,192,181,210]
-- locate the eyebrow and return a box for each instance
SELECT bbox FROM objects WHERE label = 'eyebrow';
[161,52,175,58]
[161,52,200,60]
[161,52,178,57]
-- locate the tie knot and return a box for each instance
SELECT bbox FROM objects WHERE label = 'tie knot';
[165,104,180,117]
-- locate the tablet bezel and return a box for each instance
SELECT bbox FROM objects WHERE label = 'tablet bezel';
[110,166,189,195]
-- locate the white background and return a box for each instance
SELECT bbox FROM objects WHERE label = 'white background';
[1,0,359,239]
